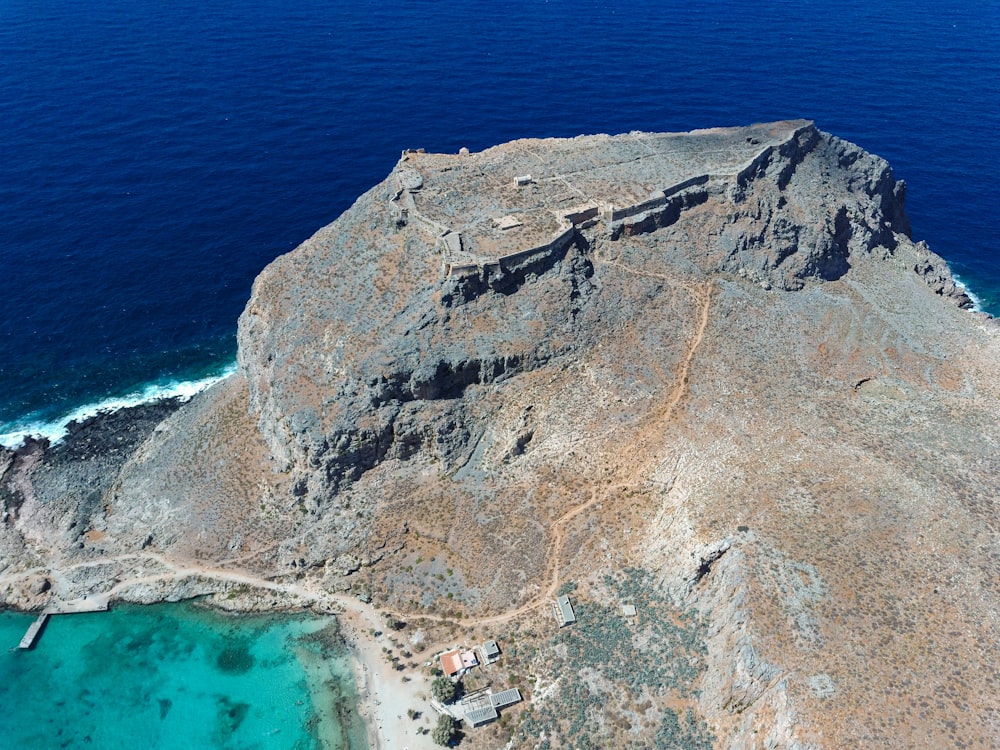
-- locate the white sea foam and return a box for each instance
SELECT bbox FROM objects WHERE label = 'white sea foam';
[0,363,238,450]
[952,273,986,313]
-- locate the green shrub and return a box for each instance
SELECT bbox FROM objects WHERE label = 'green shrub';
[431,676,457,704]
[432,715,455,746]
[515,567,714,747]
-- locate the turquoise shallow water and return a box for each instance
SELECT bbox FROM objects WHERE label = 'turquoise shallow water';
[0,603,367,749]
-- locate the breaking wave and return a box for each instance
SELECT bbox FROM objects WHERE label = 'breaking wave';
[0,362,237,450]
[952,273,986,313]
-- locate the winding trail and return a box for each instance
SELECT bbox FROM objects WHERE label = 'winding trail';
[449,274,713,628]
[1,273,714,637]
[0,274,714,750]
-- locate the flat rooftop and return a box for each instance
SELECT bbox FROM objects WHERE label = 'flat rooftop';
[490,687,522,708]
[481,639,500,660]
[554,594,576,626]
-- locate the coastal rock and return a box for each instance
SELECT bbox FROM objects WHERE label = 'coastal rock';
[327,553,362,576]
[912,240,975,308]
[0,399,185,572]
[2,121,998,749]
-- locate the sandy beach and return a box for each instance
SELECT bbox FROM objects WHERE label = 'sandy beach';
[337,604,440,750]
[0,544,458,750]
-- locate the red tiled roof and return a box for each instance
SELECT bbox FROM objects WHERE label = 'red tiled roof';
[440,649,463,676]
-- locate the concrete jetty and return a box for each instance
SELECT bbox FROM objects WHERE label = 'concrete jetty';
[44,596,110,615]
[18,613,49,649]
[15,597,109,650]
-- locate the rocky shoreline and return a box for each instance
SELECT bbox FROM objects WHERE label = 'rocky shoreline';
[1,398,186,601]
[1,396,185,488]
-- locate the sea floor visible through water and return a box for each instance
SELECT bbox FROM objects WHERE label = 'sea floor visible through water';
[0,602,367,749]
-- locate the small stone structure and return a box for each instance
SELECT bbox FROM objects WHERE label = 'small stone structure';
[479,638,501,664]
[495,215,523,230]
[553,594,576,627]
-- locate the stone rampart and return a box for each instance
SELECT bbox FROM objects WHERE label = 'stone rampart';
[445,222,578,279]
[607,193,669,222]
[662,173,711,199]
[607,182,711,239]
[563,205,600,227]
[431,123,817,278]
[445,262,481,277]
[495,224,576,269]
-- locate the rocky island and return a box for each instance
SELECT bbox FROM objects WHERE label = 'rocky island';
[2,120,997,749]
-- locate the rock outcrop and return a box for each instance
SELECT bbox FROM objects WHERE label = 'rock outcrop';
[236,121,916,498]
[3,121,998,749]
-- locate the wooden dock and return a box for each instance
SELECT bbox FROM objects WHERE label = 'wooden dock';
[18,613,49,649]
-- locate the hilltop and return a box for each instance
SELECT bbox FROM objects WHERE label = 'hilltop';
[2,121,998,749]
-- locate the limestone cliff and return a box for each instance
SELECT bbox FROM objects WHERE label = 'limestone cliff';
[2,121,997,749]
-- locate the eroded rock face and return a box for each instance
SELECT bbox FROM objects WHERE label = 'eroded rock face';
[236,122,918,501]
[0,399,184,570]
[3,122,999,748]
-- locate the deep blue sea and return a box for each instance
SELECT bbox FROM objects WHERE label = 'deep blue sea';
[1,0,999,444]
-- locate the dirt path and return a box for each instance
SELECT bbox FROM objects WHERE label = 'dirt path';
[0,266,714,750]
[120,272,713,633]
[0,267,713,646]
[406,273,714,631]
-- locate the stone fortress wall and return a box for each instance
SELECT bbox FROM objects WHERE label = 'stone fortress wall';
[388,122,816,284]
